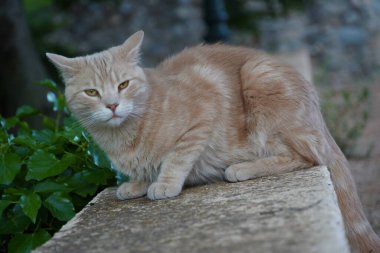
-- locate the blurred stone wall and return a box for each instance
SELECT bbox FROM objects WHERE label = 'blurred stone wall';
[45,0,204,67]
[43,0,380,85]
[306,0,380,85]
[256,0,380,86]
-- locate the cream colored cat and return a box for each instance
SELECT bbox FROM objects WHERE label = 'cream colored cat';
[47,31,380,253]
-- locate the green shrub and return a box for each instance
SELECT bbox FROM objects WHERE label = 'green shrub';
[0,80,116,253]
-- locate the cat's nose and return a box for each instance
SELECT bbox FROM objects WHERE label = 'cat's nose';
[106,103,119,113]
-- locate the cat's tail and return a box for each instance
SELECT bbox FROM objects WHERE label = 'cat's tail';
[288,122,380,252]
[323,127,380,253]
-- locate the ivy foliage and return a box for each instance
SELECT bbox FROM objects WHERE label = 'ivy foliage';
[0,80,116,253]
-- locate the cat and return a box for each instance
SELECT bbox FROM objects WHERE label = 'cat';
[47,31,380,253]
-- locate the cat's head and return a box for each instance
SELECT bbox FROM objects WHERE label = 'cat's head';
[46,31,148,129]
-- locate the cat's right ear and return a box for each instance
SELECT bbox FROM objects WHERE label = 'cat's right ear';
[46,53,80,81]
[120,30,144,64]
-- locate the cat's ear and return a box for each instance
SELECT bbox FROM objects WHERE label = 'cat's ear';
[120,30,144,64]
[46,53,81,81]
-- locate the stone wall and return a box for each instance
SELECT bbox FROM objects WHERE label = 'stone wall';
[45,0,204,67]
[306,0,380,85]
[43,0,380,85]
[256,0,380,86]
[35,167,350,253]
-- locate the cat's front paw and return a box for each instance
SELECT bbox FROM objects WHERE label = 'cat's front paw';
[224,165,250,182]
[147,182,182,200]
[116,182,148,200]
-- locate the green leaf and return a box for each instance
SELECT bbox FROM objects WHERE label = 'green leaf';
[20,193,41,223]
[14,146,30,158]
[18,121,31,135]
[26,151,76,181]
[87,141,111,168]
[0,128,8,142]
[60,153,78,167]
[66,172,98,197]
[31,229,51,248]
[12,135,37,149]
[8,229,51,253]
[8,234,33,253]
[16,106,39,118]
[42,116,56,131]
[0,205,31,234]
[57,93,66,112]
[62,118,84,142]
[44,192,75,221]
[32,129,55,144]
[38,79,59,92]
[73,184,98,197]
[34,181,68,193]
[23,0,53,13]
[81,169,114,185]
[4,187,25,195]
[4,117,19,129]
[26,150,57,181]
[0,152,22,185]
[0,200,13,216]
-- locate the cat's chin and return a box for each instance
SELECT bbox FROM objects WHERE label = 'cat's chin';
[106,116,126,127]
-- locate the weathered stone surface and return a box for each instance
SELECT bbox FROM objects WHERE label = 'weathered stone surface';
[34,166,349,253]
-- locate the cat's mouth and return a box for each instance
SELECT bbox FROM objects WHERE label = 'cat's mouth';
[107,115,123,121]
[106,114,125,126]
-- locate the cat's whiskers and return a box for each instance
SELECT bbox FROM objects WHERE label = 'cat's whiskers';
[75,111,106,128]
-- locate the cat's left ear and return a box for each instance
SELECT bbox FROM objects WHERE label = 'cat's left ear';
[120,30,144,64]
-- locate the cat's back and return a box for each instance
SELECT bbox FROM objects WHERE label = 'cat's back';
[156,44,264,75]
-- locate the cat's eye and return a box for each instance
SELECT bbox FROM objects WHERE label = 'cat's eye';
[84,89,99,97]
[118,80,129,91]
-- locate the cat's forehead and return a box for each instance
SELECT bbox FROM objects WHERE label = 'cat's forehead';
[46,51,113,87]
[86,49,133,71]
[78,51,123,83]
[84,51,113,71]
[67,44,142,87]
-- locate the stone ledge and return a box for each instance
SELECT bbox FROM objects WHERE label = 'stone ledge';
[34,166,350,253]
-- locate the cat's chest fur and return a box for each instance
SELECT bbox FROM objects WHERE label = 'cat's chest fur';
[114,149,159,182]
[96,127,241,184]
[93,131,161,182]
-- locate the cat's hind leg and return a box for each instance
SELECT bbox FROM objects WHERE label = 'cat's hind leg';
[224,156,312,182]
[116,181,149,200]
